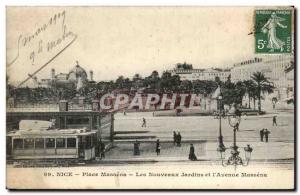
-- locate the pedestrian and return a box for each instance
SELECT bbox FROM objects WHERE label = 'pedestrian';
[123,110,126,115]
[264,129,271,142]
[141,118,146,127]
[259,129,264,142]
[173,131,177,145]
[188,144,197,161]
[235,123,240,131]
[156,139,161,155]
[95,139,101,158]
[133,140,140,155]
[100,141,105,159]
[272,116,277,126]
[177,132,182,147]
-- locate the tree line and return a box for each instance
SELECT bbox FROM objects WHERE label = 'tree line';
[7,70,274,112]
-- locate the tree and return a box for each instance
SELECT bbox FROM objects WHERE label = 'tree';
[133,73,142,82]
[251,72,274,112]
[179,80,193,92]
[151,70,159,79]
[132,73,143,89]
[113,76,132,90]
[58,85,77,100]
[123,78,132,90]
[143,71,160,92]
[96,81,115,93]
[221,79,237,106]
[214,76,221,85]
[6,75,15,100]
[160,71,181,92]
[192,80,218,96]
[242,80,256,109]
[235,81,246,105]
[176,62,193,70]
[220,78,247,106]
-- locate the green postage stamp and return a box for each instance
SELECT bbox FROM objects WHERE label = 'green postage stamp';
[255,9,292,54]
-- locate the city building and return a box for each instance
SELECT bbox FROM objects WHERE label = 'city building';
[36,61,94,91]
[231,55,294,100]
[169,63,231,82]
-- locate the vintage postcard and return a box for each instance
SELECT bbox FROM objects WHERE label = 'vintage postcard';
[6,6,295,190]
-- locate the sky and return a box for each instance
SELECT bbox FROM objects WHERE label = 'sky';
[6,7,257,84]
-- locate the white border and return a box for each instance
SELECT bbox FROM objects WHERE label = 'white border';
[1,1,299,194]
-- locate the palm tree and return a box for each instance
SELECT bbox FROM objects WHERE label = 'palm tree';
[243,80,256,109]
[251,72,274,112]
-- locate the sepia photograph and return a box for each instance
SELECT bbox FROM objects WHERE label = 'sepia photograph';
[5,6,295,190]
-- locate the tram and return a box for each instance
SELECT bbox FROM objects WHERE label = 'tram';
[7,120,98,164]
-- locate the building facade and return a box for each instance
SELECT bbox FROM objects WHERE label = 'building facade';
[169,63,231,82]
[37,61,94,91]
[231,55,294,99]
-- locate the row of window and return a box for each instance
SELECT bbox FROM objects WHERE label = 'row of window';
[13,138,77,149]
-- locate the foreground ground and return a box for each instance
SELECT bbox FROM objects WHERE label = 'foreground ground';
[105,110,294,164]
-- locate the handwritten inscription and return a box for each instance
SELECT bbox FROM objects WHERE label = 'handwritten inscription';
[7,10,77,87]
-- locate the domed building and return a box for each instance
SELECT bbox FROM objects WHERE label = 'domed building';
[68,62,88,83]
[38,61,94,91]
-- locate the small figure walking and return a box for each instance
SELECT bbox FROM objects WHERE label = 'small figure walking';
[133,140,140,155]
[260,129,264,142]
[141,118,146,127]
[173,131,177,145]
[272,116,277,126]
[235,123,240,131]
[188,144,197,161]
[156,139,161,155]
[264,129,271,142]
[176,132,182,147]
[100,141,106,159]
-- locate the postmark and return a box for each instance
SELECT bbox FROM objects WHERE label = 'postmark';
[255,9,292,54]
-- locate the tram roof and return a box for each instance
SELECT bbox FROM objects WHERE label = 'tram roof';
[7,129,97,137]
[6,111,113,117]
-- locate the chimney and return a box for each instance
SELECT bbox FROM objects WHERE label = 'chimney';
[90,70,93,81]
[51,68,55,79]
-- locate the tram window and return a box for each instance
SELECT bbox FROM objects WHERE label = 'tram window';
[24,138,34,149]
[35,138,44,149]
[46,138,55,148]
[13,139,23,149]
[67,118,89,124]
[67,138,76,148]
[56,138,66,148]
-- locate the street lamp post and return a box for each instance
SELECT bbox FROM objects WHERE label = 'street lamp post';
[217,104,253,169]
[217,95,225,150]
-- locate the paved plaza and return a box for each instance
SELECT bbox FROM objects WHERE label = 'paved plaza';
[105,110,294,164]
